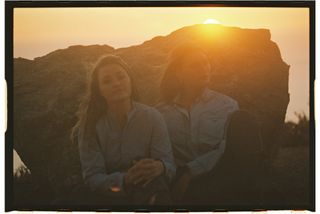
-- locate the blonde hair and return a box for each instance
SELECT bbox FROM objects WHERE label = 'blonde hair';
[70,54,138,144]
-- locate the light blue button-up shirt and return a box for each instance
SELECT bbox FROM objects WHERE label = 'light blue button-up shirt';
[78,102,176,195]
[157,88,239,177]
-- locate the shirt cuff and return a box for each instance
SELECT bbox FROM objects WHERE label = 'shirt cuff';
[104,172,126,194]
[158,159,176,181]
[187,160,205,177]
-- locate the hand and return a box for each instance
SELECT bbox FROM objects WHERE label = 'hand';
[171,167,193,202]
[125,158,165,188]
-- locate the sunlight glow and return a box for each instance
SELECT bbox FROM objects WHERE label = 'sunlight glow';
[203,18,220,24]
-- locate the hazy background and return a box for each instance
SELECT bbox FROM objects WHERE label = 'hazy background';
[13,7,310,170]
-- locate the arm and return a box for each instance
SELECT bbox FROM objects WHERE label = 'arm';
[77,129,126,194]
[187,101,239,177]
[119,109,176,187]
[149,110,176,181]
[187,139,226,177]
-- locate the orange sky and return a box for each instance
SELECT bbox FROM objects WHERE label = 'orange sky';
[13,7,310,123]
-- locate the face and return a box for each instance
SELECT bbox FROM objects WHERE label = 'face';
[176,52,211,91]
[97,64,132,103]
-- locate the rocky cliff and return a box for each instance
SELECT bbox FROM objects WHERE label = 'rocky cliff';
[13,24,290,203]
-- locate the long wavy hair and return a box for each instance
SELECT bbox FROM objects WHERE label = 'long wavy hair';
[70,54,138,144]
[160,42,210,104]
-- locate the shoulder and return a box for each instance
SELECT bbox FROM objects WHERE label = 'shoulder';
[154,102,173,114]
[206,89,239,109]
[134,102,165,121]
[95,113,107,129]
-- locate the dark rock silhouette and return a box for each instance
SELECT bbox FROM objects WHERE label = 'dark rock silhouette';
[13,24,290,205]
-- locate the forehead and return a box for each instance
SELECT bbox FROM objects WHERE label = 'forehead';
[97,64,127,78]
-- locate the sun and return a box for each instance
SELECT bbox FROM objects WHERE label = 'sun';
[203,18,220,24]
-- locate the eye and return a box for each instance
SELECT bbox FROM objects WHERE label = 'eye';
[116,72,126,81]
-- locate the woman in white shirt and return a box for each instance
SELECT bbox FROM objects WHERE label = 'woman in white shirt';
[70,55,175,205]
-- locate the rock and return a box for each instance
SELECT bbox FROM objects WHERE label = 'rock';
[13,24,289,201]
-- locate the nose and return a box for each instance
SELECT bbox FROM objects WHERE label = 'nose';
[112,79,122,87]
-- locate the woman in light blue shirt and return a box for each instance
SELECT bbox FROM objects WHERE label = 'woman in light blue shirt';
[71,55,175,205]
[157,43,239,202]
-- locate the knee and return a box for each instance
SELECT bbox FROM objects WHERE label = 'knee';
[225,110,263,155]
[229,110,258,127]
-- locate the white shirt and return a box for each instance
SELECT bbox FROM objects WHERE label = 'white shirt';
[157,88,239,177]
[78,102,176,194]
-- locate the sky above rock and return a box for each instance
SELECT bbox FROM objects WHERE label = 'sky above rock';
[13,7,310,123]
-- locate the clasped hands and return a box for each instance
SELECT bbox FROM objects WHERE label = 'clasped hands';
[124,158,165,188]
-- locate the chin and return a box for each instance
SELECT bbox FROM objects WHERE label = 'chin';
[110,94,130,102]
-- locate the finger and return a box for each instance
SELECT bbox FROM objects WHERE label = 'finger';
[135,158,155,166]
[132,168,157,185]
[127,164,145,182]
[132,172,150,185]
[130,170,143,182]
[126,169,136,182]
[142,177,153,188]
[142,173,157,187]
[142,163,164,176]
[141,168,160,187]
[139,162,158,170]
[137,165,154,173]
[130,162,155,175]
[128,161,148,174]
[127,162,146,175]
[130,168,150,184]
[133,176,146,185]
[126,171,135,183]
[128,163,140,173]
[127,161,158,182]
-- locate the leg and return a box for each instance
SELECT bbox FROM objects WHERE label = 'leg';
[184,110,264,206]
[212,110,264,206]
[225,110,263,158]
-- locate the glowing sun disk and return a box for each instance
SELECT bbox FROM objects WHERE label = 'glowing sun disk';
[203,18,220,24]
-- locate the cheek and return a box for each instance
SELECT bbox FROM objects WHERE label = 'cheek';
[182,68,201,83]
[123,78,132,92]
[179,67,194,80]
[99,83,111,97]
[185,72,209,86]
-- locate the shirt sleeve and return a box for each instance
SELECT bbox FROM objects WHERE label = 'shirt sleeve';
[187,100,239,177]
[149,109,176,182]
[77,128,126,195]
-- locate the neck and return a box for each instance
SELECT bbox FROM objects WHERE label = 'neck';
[178,87,204,109]
[107,98,132,128]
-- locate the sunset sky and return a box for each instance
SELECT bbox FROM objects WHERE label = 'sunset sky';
[13,7,310,123]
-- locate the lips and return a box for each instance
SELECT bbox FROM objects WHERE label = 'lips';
[112,88,125,94]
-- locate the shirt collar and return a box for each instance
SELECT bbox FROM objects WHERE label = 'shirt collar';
[105,100,138,128]
[173,87,212,106]
[199,87,212,103]
[128,101,138,121]
[172,87,212,119]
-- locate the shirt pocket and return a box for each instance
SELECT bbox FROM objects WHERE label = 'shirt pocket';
[196,113,227,154]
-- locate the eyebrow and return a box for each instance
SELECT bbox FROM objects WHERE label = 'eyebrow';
[100,69,125,79]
